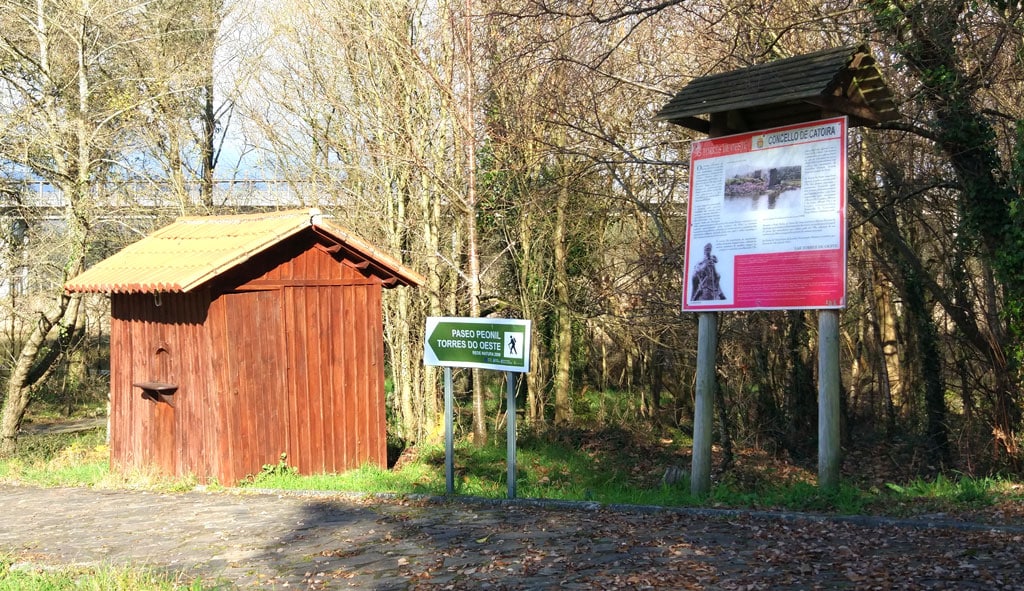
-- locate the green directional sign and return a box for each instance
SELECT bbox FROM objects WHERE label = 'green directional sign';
[424,317,531,372]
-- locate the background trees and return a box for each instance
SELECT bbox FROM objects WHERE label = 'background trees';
[1,0,1021,475]
[0,0,228,455]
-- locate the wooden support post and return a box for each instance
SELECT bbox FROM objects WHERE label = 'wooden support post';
[691,311,717,497]
[818,309,841,490]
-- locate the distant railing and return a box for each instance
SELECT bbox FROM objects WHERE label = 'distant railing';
[2,179,336,209]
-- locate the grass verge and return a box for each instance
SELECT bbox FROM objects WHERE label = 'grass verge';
[0,554,217,590]
[3,424,1022,521]
[239,427,1024,520]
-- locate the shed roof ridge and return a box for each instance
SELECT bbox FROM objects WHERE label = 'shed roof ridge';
[173,207,319,223]
[64,207,423,294]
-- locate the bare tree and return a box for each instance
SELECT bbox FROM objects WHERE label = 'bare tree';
[234,0,477,442]
[0,0,227,454]
[129,0,228,211]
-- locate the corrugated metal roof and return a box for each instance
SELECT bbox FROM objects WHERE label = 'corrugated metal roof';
[64,208,423,294]
[655,44,899,132]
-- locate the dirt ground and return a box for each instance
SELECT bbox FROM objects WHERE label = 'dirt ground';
[1,484,1022,590]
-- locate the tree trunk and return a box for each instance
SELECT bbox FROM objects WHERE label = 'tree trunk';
[0,294,84,456]
[873,269,902,422]
[395,287,417,441]
[421,178,444,440]
[454,0,487,447]
[527,323,545,423]
[552,180,573,425]
[518,216,543,424]
[201,78,216,207]
[199,1,221,208]
[897,261,949,467]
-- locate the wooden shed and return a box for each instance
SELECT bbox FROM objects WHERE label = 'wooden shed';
[65,208,423,484]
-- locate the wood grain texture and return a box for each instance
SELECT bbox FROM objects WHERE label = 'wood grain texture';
[107,231,390,484]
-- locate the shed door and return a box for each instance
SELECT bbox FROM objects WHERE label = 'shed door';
[216,289,287,483]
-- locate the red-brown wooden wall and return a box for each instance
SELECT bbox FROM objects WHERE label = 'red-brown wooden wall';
[108,233,388,484]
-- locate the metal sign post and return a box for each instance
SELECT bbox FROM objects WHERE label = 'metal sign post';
[426,317,531,499]
[506,371,517,499]
[444,367,454,494]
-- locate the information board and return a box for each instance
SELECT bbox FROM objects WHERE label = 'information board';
[682,117,848,311]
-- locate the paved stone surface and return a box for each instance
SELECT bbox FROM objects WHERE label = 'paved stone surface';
[1,485,1022,590]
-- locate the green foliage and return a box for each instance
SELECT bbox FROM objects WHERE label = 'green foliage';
[573,388,647,426]
[0,555,216,590]
[0,428,202,491]
[708,476,870,515]
[883,473,999,509]
[241,427,1019,519]
[0,429,109,487]
[246,453,298,485]
[1005,121,1024,362]
[5,415,1022,522]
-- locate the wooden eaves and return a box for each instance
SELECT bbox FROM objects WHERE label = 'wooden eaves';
[654,44,899,134]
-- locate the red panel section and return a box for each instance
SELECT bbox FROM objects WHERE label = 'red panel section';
[733,249,846,309]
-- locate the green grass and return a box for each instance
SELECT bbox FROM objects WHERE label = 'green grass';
[3,423,1022,522]
[237,429,1021,520]
[0,428,205,491]
[0,555,217,590]
[0,429,110,487]
[874,473,1016,516]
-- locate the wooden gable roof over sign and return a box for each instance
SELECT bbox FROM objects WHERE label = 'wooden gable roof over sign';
[654,44,899,134]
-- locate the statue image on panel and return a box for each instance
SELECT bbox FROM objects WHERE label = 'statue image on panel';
[690,242,727,301]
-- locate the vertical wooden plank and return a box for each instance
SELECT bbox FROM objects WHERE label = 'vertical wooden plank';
[370,283,386,466]
[335,286,349,469]
[307,284,325,473]
[130,298,146,471]
[190,291,214,480]
[137,304,152,471]
[250,292,268,471]
[369,285,380,464]
[355,284,366,467]
[356,284,372,464]
[258,289,286,470]
[318,284,333,472]
[168,295,186,478]
[238,293,255,478]
[109,297,132,473]
[294,251,314,474]
[291,287,312,473]
[360,282,376,462]
[175,294,190,478]
[158,299,178,477]
[203,291,223,482]
[283,285,298,470]
[268,289,287,466]
[328,285,346,471]
[347,285,361,466]
[236,295,256,479]
[209,295,237,484]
